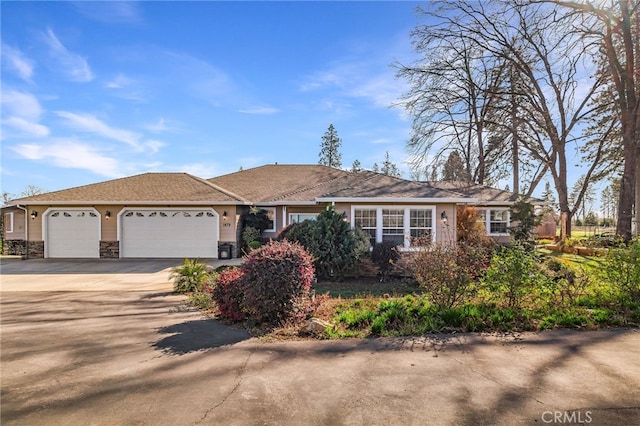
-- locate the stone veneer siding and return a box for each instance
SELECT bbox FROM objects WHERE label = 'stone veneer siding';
[100,241,120,259]
[3,240,26,256]
[27,241,45,259]
[218,241,238,259]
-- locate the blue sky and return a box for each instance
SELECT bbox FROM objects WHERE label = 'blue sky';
[1,1,425,197]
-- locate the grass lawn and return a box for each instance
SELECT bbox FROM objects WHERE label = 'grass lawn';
[314,276,419,299]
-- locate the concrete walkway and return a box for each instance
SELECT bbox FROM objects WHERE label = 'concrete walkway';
[1,288,638,425]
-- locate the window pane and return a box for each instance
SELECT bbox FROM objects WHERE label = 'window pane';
[354,209,377,245]
[382,209,403,238]
[490,223,508,234]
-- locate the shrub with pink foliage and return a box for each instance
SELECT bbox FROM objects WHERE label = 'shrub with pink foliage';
[210,267,245,321]
[241,240,315,325]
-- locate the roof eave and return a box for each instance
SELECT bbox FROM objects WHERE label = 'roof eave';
[315,197,478,203]
[6,200,253,206]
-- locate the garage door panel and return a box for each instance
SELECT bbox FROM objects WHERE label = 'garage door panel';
[47,210,100,258]
[121,209,217,258]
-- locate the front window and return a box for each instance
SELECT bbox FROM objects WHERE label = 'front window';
[352,206,435,249]
[478,208,510,235]
[289,213,318,224]
[382,208,404,245]
[353,208,377,246]
[489,209,509,234]
[409,209,432,247]
[260,207,276,232]
[4,212,14,233]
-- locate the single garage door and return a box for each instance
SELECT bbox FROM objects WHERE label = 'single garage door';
[120,209,218,258]
[46,209,100,258]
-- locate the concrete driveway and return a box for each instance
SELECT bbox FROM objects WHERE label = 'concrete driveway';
[0,258,242,291]
[1,263,639,425]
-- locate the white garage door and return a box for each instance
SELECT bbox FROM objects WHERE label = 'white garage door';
[46,209,100,258]
[120,209,218,258]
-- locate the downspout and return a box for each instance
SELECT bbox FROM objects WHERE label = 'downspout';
[15,204,28,259]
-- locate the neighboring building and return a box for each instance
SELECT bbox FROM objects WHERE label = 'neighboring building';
[1,164,538,259]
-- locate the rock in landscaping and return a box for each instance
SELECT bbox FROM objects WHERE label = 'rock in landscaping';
[301,318,331,335]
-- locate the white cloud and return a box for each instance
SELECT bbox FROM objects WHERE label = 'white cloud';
[3,117,50,138]
[238,106,279,115]
[144,118,174,133]
[144,140,165,153]
[12,140,123,178]
[42,28,94,82]
[1,90,43,120]
[70,1,143,24]
[55,111,142,150]
[105,73,133,89]
[0,90,49,138]
[1,44,34,81]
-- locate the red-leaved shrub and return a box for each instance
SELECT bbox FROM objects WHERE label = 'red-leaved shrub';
[241,240,315,324]
[211,267,245,321]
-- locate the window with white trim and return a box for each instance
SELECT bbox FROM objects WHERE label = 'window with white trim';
[353,208,377,246]
[382,208,404,245]
[478,208,510,235]
[289,213,318,224]
[261,207,276,232]
[353,206,435,248]
[4,212,14,233]
[409,209,433,247]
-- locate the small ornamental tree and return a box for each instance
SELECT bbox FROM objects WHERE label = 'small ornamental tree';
[241,240,315,324]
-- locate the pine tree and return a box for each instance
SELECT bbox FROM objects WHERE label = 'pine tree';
[381,151,402,177]
[442,151,470,181]
[351,159,362,173]
[318,124,343,169]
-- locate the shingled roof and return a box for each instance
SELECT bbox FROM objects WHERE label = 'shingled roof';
[207,164,474,203]
[425,181,543,204]
[7,166,531,207]
[9,173,245,205]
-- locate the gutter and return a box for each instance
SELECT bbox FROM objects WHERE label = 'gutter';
[15,204,28,259]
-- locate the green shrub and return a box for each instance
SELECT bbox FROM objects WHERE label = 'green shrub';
[509,198,542,250]
[599,238,640,302]
[278,220,320,255]
[482,245,549,308]
[248,240,261,250]
[170,258,213,293]
[210,266,245,321]
[371,241,400,281]
[241,240,315,324]
[188,291,214,311]
[242,226,261,247]
[279,205,369,281]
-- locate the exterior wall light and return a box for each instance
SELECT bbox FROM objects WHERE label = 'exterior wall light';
[222,210,227,220]
[440,211,448,224]
[105,211,111,220]
[30,210,38,220]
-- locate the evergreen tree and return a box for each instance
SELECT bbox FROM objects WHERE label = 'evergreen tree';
[318,124,343,169]
[372,163,379,173]
[442,151,470,181]
[351,159,362,173]
[381,151,402,177]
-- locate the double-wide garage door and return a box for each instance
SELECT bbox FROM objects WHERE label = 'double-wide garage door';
[120,209,218,258]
